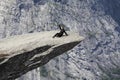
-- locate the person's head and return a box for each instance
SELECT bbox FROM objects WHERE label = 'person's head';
[58,24,61,28]
[58,24,64,29]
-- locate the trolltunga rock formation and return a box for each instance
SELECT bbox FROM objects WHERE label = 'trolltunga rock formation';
[0,31,84,80]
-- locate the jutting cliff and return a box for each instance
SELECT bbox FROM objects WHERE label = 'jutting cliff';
[0,31,84,80]
[0,0,120,80]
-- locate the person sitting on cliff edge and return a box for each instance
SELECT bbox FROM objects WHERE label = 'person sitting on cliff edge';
[53,24,68,38]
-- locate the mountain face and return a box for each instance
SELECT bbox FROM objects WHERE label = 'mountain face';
[0,0,120,80]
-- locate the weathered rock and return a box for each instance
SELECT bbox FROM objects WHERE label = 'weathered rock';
[0,31,84,80]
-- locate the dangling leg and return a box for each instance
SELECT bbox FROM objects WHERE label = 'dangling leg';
[52,33,59,38]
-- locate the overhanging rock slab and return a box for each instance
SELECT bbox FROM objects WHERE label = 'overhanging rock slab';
[0,31,84,80]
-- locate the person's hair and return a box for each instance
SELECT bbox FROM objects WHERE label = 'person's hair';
[58,24,64,29]
[58,24,61,27]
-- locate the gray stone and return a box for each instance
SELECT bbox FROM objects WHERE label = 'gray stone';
[0,31,84,80]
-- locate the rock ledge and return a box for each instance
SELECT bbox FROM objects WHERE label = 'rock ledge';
[0,31,84,80]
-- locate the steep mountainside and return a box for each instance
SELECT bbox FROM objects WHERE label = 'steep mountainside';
[0,0,120,80]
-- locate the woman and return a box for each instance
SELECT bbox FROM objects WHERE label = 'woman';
[53,24,68,38]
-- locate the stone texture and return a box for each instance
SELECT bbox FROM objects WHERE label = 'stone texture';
[0,31,84,80]
[0,0,120,80]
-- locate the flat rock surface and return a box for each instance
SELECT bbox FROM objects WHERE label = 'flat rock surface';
[0,31,84,80]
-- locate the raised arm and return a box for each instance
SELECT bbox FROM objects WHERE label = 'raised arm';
[58,25,62,30]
